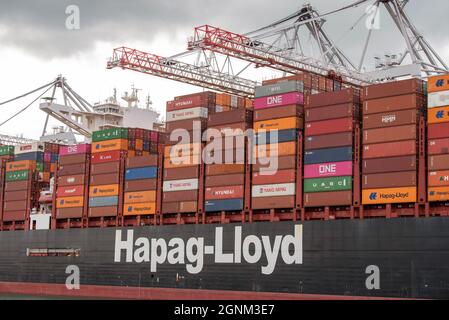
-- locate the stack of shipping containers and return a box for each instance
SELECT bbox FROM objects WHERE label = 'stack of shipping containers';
[123,154,159,225]
[427,74,449,206]
[89,128,128,224]
[162,92,215,220]
[0,146,14,229]
[303,88,361,217]
[251,80,304,215]
[204,108,253,219]
[361,79,426,216]
[53,144,91,228]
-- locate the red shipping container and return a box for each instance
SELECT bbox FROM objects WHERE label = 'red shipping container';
[252,169,296,185]
[305,103,356,122]
[56,185,84,198]
[428,138,449,155]
[363,124,417,144]
[91,150,122,164]
[363,94,424,115]
[363,140,416,159]
[205,174,245,187]
[252,196,295,209]
[305,118,353,136]
[205,185,244,200]
[307,88,358,108]
[363,109,418,129]
[89,206,118,217]
[428,122,449,140]
[363,79,424,100]
[429,154,449,171]
[304,190,353,207]
[56,207,84,219]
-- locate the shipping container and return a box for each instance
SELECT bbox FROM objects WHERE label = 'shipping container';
[163,178,199,192]
[252,183,295,197]
[56,196,84,209]
[363,94,424,115]
[92,139,128,153]
[164,143,201,158]
[207,108,253,126]
[427,106,449,124]
[59,153,89,166]
[253,169,296,185]
[363,124,417,144]
[428,138,449,155]
[362,155,416,174]
[429,154,449,170]
[163,155,200,169]
[305,103,356,122]
[428,122,449,139]
[305,118,353,136]
[59,144,91,156]
[124,190,156,204]
[89,184,119,197]
[162,201,197,214]
[428,186,449,201]
[58,163,88,176]
[255,129,297,145]
[304,190,353,207]
[428,74,449,93]
[14,152,44,162]
[307,88,358,108]
[163,166,199,180]
[89,206,118,217]
[363,109,418,129]
[304,132,352,150]
[4,190,29,202]
[14,142,44,155]
[206,164,245,176]
[4,180,29,192]
[5,160,35,172]
[125,167,157,180]
[428,91,449,108]
[56,185,84,198]
[304,146,352,165]
[362,187,417,204]
[91,150,122,164]
[90,162,120,175]
[428,170,449,187]
[253,155,296,171]
[304,176,352,193]
[89,196,119,207]
[253,141,296,159]
[89,173,120,185]
[254,117,301,132]
[205,173,245,188]
[251,196,295,209]
[362,171,417,189]
[168,92,216,111]
[56,207,84,219]
[92,128,128,142]
[363,140,416,159]
[124,179,157,192]
[163,190,198,202]
[0,145,14,156]
[58,174,85,187]
[205,199,244,212]
[165,118,207,132]
[123,202,156,216]
[166,107,208,122]
[126,155,158,169]
[205,185,244,200]
[304,161,352,179]
[254,104,303,122]
[5,170,29,182]
[363,79,424,100]
[254,92,304,110]
[255,80,304,98]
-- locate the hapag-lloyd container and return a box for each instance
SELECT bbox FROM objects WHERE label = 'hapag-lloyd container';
[363,109,418,129]
[124,202,156,215]
[254,117,301,132]
[124,190,156,203]
[89,184,119,197]
[428,74,449,92]
[304,161,353,179]
[254,92,304,110]
[59,144,91,156]
[252,183,295,197]
[163,178,199,192]
[255,80,304,98]
[92,139,128,153]
[56,196,84,209]
[428,90,449,108]
[304,176,352,193]
[428,106,449,124]
[205,185,244,200]
[428,171,449,187]
[428,138,449,155]
[306,88,358,108]
[362,187,417,204]
[429,186,449,201]
[305,118,353,136]
[166,107,208,122]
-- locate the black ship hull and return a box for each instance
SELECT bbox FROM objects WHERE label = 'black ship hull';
[1,218,449,299]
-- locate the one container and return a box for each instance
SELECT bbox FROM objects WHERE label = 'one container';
[304,161,352,179]
[59,144,91,156]
[304,176,352,193]
[254,92,304,110]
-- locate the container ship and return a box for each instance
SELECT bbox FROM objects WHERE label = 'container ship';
[2,0,449,300]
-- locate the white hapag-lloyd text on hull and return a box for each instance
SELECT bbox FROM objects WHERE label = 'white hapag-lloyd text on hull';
[114,225,303,275]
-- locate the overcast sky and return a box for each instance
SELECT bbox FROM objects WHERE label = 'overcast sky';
[0,0,448,140]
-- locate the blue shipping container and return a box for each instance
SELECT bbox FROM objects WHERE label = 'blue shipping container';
[304,146,352,165]
[205,199,244,212]
[50,153,59,163]
[14,152,44,162]
[89,196,119,207]
[255,129,297,145]
[125,166,157,180]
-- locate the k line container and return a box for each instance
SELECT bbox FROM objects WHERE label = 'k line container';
[363,109,418,129]
[362,156,417,174]
[362,187,417,204]
[363,140,416,159]
[428,171,449,187]
[252,183,295,197]
[428,186,449,201]
[304,132,353,150]
[362,171,416,189]
[304,161,352,179]
[305,118,353,136]
[254,92,304,110]
[363,124,417,144]
[304,190,353,207]
[304,146,352,165]
[304,176,352,193]
[205,199,244,212]
[91,150,123,164]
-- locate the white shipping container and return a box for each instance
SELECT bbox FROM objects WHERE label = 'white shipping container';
[252,183,296,197]
[428,91,449,108]
[163,178,199,192]
[166,107,208,122]
[14,142,44,155]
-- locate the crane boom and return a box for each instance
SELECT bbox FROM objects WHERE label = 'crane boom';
[107,47,258,97]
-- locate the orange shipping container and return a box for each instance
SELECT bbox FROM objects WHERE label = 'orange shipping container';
[123,202,156,216]
[254,117,301,132]
[428,74,449,93]
[124,190,156,204]
[56,196,84,208]
[428,106,449,124]
[428,186,449,201]
[164,155,200,169]
[50,163,56,172]
[135,139,143,150]
[164,143,201,158]
[254,141,296,158]
[428,171,449,187]
[362,187,416,204]
[89,184,119,197]
[6,160,36,172]
[92,139,128,153]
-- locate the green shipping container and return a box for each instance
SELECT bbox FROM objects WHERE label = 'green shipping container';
[92,128,128,142]
[6,170,29,182]
[0,145,14,156]
[304,176,352,193]
[36,162,44,172]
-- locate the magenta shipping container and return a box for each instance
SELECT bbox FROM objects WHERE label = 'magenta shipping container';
[254,92,304,110]
[60,143,91,156]
[304,161,353,179]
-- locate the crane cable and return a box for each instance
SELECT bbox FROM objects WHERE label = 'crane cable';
[0,84,54,128]
[0,80,56,106]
